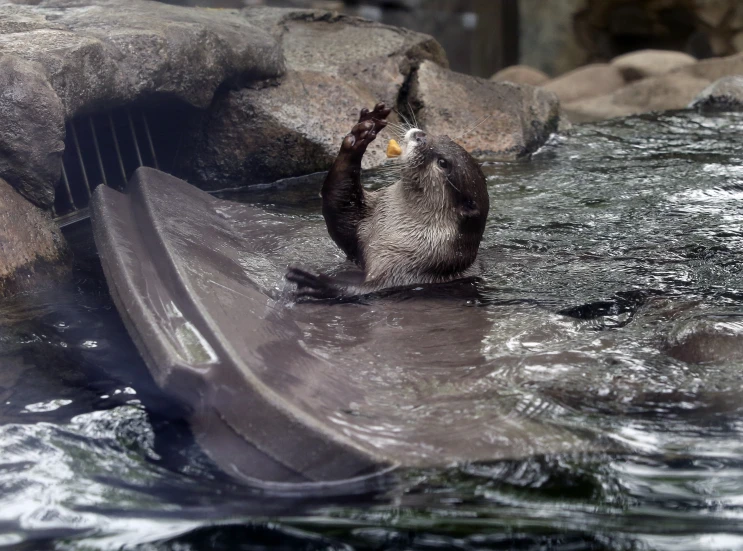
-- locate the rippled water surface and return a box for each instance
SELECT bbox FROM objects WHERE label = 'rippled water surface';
[2,111,743,550]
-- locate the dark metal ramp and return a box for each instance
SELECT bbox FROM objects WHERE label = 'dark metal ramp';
[91,167,393,488]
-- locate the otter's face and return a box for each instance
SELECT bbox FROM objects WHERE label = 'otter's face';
[399,128,489,234]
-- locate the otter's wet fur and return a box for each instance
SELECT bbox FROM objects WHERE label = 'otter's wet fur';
[287,103,489,299]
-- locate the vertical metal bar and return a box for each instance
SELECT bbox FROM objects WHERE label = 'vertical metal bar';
[69,121,92,198]
[141,112,159,170]
[61,164,75,210]
[88,116,108,188]
[127,109,143,167]
[108,112,127,188]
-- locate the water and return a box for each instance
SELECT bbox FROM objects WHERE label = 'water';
[2,110,743,550]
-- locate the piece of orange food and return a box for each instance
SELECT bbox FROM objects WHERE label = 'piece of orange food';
[386,139,402,158]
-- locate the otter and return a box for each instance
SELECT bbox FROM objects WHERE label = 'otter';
[286,102,489,298]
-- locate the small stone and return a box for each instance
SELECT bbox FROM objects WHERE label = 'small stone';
[490,65,550,87]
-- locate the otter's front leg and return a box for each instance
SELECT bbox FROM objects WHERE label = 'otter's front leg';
[322,102,391,263]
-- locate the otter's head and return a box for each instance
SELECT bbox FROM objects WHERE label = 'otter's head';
[398,128,489,236]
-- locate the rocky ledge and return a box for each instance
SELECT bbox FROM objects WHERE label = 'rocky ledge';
[496,48,743,122]
[0,0,565,296]
[177,8,562,189]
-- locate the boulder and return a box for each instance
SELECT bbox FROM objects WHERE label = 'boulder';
[683,51,743,82]
[490,65,550,86]
[543,63,626,104]
[0,0,285,117]
[611,49,697,81]
[563,72,711,122]
[690,75,743,112]
[0,178,68,297]
[180,72,380,189]
[0,55,64,209]
[563,51,743,121]
[179,8,449,188]
[410,61,562,160]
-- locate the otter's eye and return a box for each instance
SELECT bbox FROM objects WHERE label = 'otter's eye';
[437,158,449,170]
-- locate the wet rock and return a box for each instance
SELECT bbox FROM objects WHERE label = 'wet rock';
[180,8,448,187]
[0,178,68,298]
[181,72,380,189]
[0,55,65,209]
[410,61,562,160]
[683,51,743,82]
[491,65,550,86]
[667,317,743,365]
[564,71,710,123]
[564,51,743,121]
[611,49,697,81]
[543,63,626,104]
[690,75,743,112]
[0,0,284,117]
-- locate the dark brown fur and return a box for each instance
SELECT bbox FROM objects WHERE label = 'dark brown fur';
[287,103,489,298]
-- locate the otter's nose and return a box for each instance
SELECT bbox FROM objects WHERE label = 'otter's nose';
[412,130,427,144]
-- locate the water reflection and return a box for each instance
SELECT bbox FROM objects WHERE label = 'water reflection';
[1,110,743,549]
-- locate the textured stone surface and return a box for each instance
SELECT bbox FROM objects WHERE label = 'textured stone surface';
[0,0,285,117]
[180,8,449,187]
[0,54,64,208]
[491,65,550,86]
[563,52,743,121]
[683,51,743,81]
[0,177,68,297]
[564,72,711,122]
[411,61,562,160]
[690,75,743,111]
[543,63,627,104]
[611,49,697,81]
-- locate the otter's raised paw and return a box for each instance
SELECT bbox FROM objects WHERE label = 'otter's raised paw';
[286,267,344,299]
[340,102,391,157]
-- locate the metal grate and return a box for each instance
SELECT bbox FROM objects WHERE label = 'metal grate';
[54,102,196,225]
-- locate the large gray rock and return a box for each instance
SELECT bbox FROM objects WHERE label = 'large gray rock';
[411,61,562,160]
[180,8,449,188]
[0,0,285,117]
[0,55,64,209]
[0,178,68,297]
[690,75,743,112]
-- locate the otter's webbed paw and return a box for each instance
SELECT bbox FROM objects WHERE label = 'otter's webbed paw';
[340,102,392,158]
[286,267,345,300]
